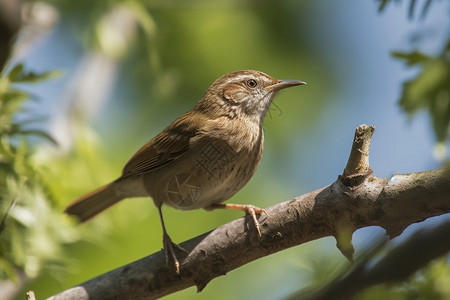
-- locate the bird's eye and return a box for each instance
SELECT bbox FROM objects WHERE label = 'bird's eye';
[246,79,258,89]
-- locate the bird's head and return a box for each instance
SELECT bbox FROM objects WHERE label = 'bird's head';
[198,70,306,122]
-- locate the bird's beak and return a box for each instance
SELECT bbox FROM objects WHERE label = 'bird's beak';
[265,79,307,91]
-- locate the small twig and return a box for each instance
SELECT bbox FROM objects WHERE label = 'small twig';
[26,290,36,300]
[342,124,375,178]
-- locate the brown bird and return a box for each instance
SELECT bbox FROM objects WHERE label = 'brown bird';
[65,70,306,273]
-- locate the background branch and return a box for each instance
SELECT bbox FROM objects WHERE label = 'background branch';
[47,125,450,299]
[295,218,450,300]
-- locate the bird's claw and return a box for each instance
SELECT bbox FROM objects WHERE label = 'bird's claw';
[242,205,268,237]
[162,233,187,274]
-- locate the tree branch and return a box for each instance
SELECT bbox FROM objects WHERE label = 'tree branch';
[297,218,450,300]
[46,125,450,300]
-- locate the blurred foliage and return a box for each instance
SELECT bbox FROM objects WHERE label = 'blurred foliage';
[379,0,450,148]
[393,43,450,143]
[358,257,450,300]
[0,63,75,284]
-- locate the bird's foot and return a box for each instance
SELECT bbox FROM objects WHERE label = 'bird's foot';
[241,204,268,237]
[162,232,187,274]
[208,203,268,237]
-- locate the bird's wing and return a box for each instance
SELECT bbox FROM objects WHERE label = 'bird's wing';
[121,111,200,178]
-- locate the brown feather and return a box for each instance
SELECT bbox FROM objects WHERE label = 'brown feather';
[121,110,207,177]
[64,183,122,222]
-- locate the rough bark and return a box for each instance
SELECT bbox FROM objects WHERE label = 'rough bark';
[46,125,450,300]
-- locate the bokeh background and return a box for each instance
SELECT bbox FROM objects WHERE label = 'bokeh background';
[1,0,449,299]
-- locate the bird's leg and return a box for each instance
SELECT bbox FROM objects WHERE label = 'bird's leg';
[208,204,268,237]
[157,206,187,274]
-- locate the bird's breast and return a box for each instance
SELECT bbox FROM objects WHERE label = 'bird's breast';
[148,117,264,210]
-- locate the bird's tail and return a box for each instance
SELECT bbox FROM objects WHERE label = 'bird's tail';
[65,182,124,222]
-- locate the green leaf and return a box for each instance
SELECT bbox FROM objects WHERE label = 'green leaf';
[0,90,28,105]
[7,64,24,81]
[18,130,58,146]
[0,258,18,282]
[392,51,430,66]
[397,49,450,142]
[8,64,61,83]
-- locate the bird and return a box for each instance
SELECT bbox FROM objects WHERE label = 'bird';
[65,70,306,273]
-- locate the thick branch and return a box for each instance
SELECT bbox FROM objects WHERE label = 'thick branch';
[47,126,450,300]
